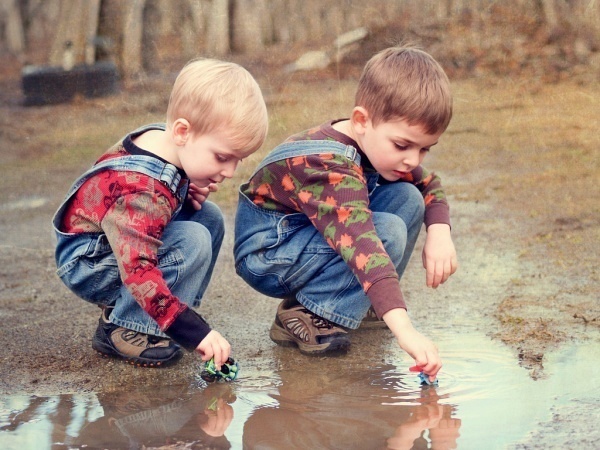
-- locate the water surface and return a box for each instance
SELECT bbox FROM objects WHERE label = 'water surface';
[1,333,598,449]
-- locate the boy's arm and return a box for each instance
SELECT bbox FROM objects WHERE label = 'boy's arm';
[383,308,441,381]
[100,185,219,356]
[294,155,406,316]
[422,223,458,288]
[391,166,458,287]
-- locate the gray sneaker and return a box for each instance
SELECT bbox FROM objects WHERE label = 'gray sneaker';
[92,308,182,367]
[269,299,350,355]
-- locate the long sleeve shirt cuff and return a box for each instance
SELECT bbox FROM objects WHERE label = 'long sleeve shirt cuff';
[163,307,212,352]
[424,202,451,229]
[367,277,407,318]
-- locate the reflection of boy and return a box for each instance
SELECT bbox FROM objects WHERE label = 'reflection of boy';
[234,46,457,381]
[53,59,268,368]
[242,366,461,449]
[75,385,235,448]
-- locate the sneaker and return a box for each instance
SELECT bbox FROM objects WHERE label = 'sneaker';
[92,308,183,367]
[359,306,387,329]
[269,298,350,355]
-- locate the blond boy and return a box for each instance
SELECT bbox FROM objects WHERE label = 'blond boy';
[53,59,268,368]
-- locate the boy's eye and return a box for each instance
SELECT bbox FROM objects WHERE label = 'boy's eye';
[216,154,229,162]
[394,143,409,151]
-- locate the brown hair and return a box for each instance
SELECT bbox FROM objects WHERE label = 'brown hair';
[166,58,268,155]
[355,46,452,134]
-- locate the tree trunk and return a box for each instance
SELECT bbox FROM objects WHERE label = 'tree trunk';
[49,0,101,68]
[1,0,26,56]
[121,0,147,78]
[206,0,230,56]
[232,0,267,53]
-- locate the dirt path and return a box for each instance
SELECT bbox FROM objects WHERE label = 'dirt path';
[0,72,598,448]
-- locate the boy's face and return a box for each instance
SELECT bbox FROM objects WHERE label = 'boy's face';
[177,130,243,188]
[355,116,442,182]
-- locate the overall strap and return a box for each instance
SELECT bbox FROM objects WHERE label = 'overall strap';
[66,155,184,199]
[53,154,187,230]
[250,140,361,179]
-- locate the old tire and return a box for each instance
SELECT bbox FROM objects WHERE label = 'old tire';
[21,61,120,106]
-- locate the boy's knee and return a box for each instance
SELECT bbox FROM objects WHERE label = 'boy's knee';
[399,183,425,218]
[186,221,213,250]
[189,201,225,232]
[373,213,407,262]
[164,221,212,259]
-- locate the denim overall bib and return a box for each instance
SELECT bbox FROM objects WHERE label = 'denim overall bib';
[234,141,394,328]
[234,140,426,329]
[52,124,225,337]
[53,124,187,296]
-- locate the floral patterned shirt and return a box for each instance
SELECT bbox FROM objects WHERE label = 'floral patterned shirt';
[242,120,450,317]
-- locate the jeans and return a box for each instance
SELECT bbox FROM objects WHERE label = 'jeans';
[53,139,224,337]
[234,143,424,329]
[110,201,224,336]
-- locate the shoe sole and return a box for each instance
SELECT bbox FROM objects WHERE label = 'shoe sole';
[269,321,350,355]
[92,340,183,368]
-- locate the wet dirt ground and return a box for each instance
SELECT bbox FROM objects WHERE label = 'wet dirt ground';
[0,61,599,448]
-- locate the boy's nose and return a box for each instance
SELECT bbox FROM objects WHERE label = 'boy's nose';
[402,151,420,170]
[221,162,238,178]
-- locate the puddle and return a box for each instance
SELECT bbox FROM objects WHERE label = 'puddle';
[1,333,599,449]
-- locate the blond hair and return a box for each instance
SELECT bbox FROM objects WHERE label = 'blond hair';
[355,46,452,134]
[166,58,268,155]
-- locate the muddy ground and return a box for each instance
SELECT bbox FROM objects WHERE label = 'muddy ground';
[0,47,598,448]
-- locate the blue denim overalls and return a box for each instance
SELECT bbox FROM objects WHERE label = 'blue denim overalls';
[234,140,424,329]
[53,124,225,336]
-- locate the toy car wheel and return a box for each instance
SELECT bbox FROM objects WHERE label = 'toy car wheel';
[201,372,217,383]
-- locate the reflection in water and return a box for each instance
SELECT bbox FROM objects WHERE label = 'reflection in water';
[0,384,236,449]
[0,371,458,450]
[241,365,460,449]
[1,336,599,449]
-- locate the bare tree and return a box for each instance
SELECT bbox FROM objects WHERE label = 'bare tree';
[206,0,230,56]
[48,0,101,68]
[0,0,26,56]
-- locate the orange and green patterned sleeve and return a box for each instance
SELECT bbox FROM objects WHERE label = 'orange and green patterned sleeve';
[246,153,406,316]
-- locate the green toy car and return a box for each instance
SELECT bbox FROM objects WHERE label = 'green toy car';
[201,357,239,382]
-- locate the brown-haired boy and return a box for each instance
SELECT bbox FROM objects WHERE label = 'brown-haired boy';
[234,46,457,382]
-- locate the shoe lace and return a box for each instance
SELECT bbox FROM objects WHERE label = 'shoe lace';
[304,309,334,329]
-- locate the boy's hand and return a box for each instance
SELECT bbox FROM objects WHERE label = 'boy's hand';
[187,182,219,210]
[200,398,234,437]
[196,330,231,368]
[383,308,442,382]
[422,223,458,288]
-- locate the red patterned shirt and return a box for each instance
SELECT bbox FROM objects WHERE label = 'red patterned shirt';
[60,131,210,349]
[242,120,450,317]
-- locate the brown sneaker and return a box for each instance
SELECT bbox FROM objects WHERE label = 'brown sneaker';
[359,306,387,329]
[92,308,182,367]
[269,299,350,355]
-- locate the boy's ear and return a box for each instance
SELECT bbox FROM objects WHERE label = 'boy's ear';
[171,118,191,146]
[350,107,370,135]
